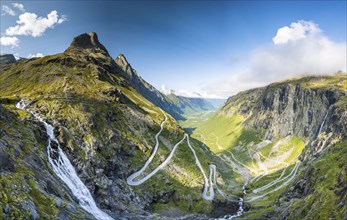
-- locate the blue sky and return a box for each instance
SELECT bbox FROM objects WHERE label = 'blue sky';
[1,1,346,98]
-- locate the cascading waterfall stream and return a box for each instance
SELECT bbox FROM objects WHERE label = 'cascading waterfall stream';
[317,106,332,136]
[16,100,113,220]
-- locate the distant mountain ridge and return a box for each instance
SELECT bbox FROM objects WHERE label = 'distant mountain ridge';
[160,85,225,109]
[114,53,216,118]
[166,93,215,115]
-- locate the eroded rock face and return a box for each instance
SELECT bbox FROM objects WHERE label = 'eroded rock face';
[0,54,16,66]
[115,54,136,79]
[221,82,346,142]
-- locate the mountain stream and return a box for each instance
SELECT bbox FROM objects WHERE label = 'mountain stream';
[16,100,113,220]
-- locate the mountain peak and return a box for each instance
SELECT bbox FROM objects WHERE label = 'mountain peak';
[65,32,109,55]
[115,54,130,67]
[115,54,137,78]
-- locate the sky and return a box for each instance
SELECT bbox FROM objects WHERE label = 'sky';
[1,1,346,98]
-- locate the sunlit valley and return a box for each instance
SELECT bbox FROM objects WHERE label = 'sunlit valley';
[0,1,346,220]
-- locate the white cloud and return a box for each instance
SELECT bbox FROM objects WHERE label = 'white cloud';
[2,5,16,16]
[204,20,347,97]
[273,20,320,45]
[160,85,173,95]
[5,10,66,37]
[13,53,21,60]
[27,53,44,58]
[174,90,203,98]
[160,84,202,98]
[0,36,20,47]
[160,84,223,99]
[12,3,25,12]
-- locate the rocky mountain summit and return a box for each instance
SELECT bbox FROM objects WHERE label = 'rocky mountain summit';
[65,32,109,56]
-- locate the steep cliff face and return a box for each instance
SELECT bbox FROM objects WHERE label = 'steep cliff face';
[267,95,347,220]
[221,75,346,142]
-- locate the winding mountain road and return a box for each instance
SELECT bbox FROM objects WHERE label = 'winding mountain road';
[252,167,287,194]
[247,161,301,202]
[127,111,217,200]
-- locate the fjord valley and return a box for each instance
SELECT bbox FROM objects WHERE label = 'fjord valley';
[0,32,346,220]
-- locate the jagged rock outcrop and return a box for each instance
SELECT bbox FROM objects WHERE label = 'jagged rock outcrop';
[65,32,109,56]
[115,54,137,80]
[0,54,16,66]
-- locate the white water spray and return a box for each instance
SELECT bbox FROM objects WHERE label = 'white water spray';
[16,100,113,220]
[318,107,332,136]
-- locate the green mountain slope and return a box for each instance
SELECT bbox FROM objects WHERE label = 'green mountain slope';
[0,32,237,219]
[192,73,347,219]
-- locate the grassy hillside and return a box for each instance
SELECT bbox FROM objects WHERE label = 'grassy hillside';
[191,114,260,153]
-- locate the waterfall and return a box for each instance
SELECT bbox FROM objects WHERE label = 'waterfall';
[222,183,246,220]
[16,100,113,220]
[317,106,332,136]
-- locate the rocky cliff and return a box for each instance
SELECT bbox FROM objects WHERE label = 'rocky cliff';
[0,54,16,66]
[221,75,346,142]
